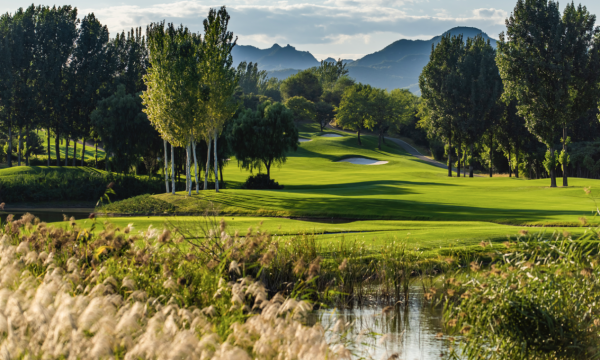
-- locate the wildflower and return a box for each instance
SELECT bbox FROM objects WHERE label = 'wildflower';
[338,258,348,271]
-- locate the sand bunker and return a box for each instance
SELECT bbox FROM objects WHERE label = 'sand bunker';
[337,157,389,165]
[320,133,343,138]
[298,138,312,142]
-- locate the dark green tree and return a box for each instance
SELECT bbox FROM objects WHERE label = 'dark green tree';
[335,83,372,145]
[419,34,465,177]
[280,70,322,102]
[314,101,335,132]
[35,5,79,167]
[497,0,600,187]
[497,100,529,178]
[311,58,349,90]
[67,13,112,167]
[91,85,160,173]
[227,101,298,180]
[236,61,267,94]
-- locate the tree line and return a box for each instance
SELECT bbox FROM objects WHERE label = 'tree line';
[419,0,600,187]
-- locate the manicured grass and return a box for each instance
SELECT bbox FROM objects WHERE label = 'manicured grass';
[0,166,107,177]
[126,121,599,226]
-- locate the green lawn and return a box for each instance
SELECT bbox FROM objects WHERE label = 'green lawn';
[36,130,105,162]
[0,166,108,178]
[135,122,599,226]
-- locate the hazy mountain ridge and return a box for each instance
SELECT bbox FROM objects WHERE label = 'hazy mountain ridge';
[233,27,498,94]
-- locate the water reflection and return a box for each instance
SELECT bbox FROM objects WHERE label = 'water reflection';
[309,287,458,359]
[0,211,90,224]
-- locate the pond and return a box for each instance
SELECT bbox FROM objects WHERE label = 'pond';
[308,287,459,359]
[0,210,91,224]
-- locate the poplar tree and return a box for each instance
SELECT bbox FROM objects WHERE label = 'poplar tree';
[202,6,238,192]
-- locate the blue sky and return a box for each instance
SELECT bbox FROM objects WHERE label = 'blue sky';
[3,0,599,60]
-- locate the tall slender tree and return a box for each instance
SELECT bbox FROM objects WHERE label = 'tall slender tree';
[202,6,238,192]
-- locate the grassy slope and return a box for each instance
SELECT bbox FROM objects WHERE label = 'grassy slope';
[36,130,106,161]
[143,122,598,226]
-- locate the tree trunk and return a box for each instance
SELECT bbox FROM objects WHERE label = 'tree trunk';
[171,143,176,194]
[65,138,69,167]
[25,125,30,166]
[73,139,77,167]
[378,132,382,150]
[204,136,212,190]
[508,147,512,177]
[456,147,461,177]
[563,127,568,187]
[164,140,170,193]
[18,127,22,166]
[46,128,50,166]
[220,164,224,185]
[7,124,12,168]
[515,139,519,179]
[489,135,493,178]
[357,129,361,145]
[550,146,557,187]
[266,161,271,180]
[192,140,199,194]
[95,140,98,168]
[186,142,192,196]
[81,138,86,167]
[55,128,61,166]
[447,137,452,177]
[469,144,474,178]
[214,130,219,192]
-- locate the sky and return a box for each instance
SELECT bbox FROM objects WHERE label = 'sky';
[2,0,599,61]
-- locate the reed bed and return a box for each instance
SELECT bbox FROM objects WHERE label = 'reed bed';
[0,213,355,359]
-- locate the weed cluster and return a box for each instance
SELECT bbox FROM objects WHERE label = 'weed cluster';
[443,231,600,359]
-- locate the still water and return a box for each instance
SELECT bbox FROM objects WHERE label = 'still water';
[0,210,91,224]
[309,287,458,360]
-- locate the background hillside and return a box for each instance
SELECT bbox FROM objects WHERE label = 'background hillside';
[232,27,498,94]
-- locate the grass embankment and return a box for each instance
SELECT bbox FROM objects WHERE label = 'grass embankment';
[105,122,598,226]
[36,130,106,161]
[53,215,587,259]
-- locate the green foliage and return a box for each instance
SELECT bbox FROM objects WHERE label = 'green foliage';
[227,101,298,180]
[280,70,323,102]
[309,59,349,90]
[236,61,268,95]
[335,83,372,145]
[92,85,159,173]
[285,96,315,122]
[101,194,176,214]
[314,101,335,132]
[444,233,600,359]
[0,167,166,203]
[543,149,559,175]
[240,174,284,190]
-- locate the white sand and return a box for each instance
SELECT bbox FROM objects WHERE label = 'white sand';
[337,157,389,165]
[320,133,343,138]
[298,138,312,142]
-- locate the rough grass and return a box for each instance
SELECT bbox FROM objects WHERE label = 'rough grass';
[100,194,176,214]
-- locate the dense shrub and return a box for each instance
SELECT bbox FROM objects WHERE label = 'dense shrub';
[100,194,176,214]
[0,170,176,203]
[29,157,107,169]
[240,174,284,189]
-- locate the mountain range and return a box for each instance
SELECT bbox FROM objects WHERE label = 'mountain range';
[231,27,498,94]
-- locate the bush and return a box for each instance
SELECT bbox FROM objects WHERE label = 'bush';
[29,156,107,169]
[0,169,179,203]
[100,194,176,214]
[240,174,283,189]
